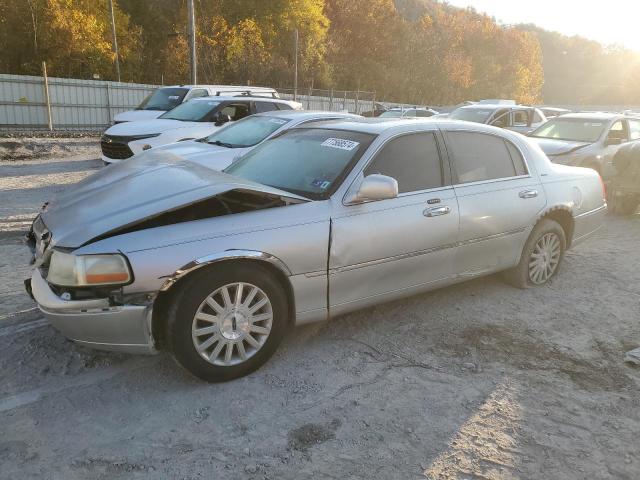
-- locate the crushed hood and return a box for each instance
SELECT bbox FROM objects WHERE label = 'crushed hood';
[532,138,592,156]
[40,149,309,248]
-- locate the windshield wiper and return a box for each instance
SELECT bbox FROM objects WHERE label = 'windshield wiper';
[207,140,235,148]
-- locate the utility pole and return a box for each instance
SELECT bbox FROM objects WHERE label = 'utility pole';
[108,0,121,82]
[293,28,298,101]
[187,0,197,84]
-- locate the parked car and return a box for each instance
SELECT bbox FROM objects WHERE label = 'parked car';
[529,112,640,181]
[379,107,439,118]
[608,141,640,215]
[101,96,301,164]
[26,119,606,382]
[150,110,361,171]
[113,85,280,124]
[361,102,390,117]
[539,107,571,119]
[448,104,547,134]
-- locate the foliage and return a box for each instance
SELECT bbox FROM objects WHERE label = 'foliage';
[0,0,637,105]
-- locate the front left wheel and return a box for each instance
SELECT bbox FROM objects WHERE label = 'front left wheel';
[166,263,289,382]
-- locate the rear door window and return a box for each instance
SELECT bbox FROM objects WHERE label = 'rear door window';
[364,133,444,193]
[254,102,280,113]
[628,119,640,141]
[512,110,529,127]
[448,131,525,183]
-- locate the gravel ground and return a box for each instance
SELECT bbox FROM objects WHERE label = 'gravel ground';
[1,152,639,480]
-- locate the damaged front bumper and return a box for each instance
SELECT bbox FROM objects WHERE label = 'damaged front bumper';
[27,269,156,355]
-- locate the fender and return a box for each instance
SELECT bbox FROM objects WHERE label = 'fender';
[159,249,292,292]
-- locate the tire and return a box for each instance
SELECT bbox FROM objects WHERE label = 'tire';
[503,219,566,289]
[166,262,289,382]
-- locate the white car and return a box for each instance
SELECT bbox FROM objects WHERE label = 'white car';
[101,96,301,164]
[379,107,439,118]
[148,110,362,171]
[113,85,280,124]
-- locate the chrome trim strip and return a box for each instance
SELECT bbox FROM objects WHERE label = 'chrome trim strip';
[573,203,607,219]
[303,270,326,278]
[329,227,527,275]
[462,226,527,246]
[159,249,292,291]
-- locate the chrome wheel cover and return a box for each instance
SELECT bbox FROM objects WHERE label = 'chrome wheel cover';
[528,232,561,285]
[192,282,273,366]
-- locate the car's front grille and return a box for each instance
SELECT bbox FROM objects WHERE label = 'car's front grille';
[101,135,134,159]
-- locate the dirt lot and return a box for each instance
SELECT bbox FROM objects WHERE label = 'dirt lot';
[1,151,639,480]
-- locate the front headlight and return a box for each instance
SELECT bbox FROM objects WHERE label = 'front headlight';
[47,251,132,287]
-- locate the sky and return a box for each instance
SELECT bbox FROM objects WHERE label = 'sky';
[445,0,640,51]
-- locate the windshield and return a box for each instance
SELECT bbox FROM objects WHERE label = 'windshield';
[449,107,495,123]
[137,87,189,111]
[224,128,375,199]
[530,118,606,142]
[159,100,221,122]
[202,115,291,148]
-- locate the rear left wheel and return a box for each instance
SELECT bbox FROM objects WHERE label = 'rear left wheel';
[166,263,288,382]
[503,219,566,288]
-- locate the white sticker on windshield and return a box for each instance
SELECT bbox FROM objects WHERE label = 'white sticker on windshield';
[321,138,359,151]
[168,95,180,100]
[586,122,603,127]
[269,119,287,124]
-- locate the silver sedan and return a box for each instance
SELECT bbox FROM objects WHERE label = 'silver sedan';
[26,119,607,381]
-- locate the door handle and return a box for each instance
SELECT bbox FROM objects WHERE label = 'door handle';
[519,189,538,199]
[423,205,451,217]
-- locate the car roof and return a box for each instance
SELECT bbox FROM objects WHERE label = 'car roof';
[255,110,360,120]
[387,107,434,111]
[457,104,532,110]
[161,85,276,91]
[291,118,450,135]
[188,96,291,104]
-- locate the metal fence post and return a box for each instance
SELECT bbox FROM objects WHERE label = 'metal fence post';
[330,89,334,111]
[106,83,112,125]
[307,86,312,109]
[42,61,53,131]
[355,90,360,114]
[343,90,347,111]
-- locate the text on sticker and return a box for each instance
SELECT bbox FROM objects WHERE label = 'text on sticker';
[321,138,360,151]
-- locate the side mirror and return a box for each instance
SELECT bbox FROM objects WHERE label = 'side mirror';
[347,174,398,204]
[214,112,232,126]
[605,135,623,146]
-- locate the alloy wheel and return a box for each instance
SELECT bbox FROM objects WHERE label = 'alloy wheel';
[191,282,273,366]
[528,232,561,285]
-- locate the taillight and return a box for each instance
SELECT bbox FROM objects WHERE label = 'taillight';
[598,174,606,202]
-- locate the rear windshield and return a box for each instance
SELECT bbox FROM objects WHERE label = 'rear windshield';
[530,118,606,143]
[449,107,495,123]
[137,87,189,111]
[225,128,375,199]
[202,115,291,148]
[159,100,221,122]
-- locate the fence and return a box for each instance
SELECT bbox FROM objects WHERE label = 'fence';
[278,88,376,115]
[0,73,157,131]
[0,73,377,132]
